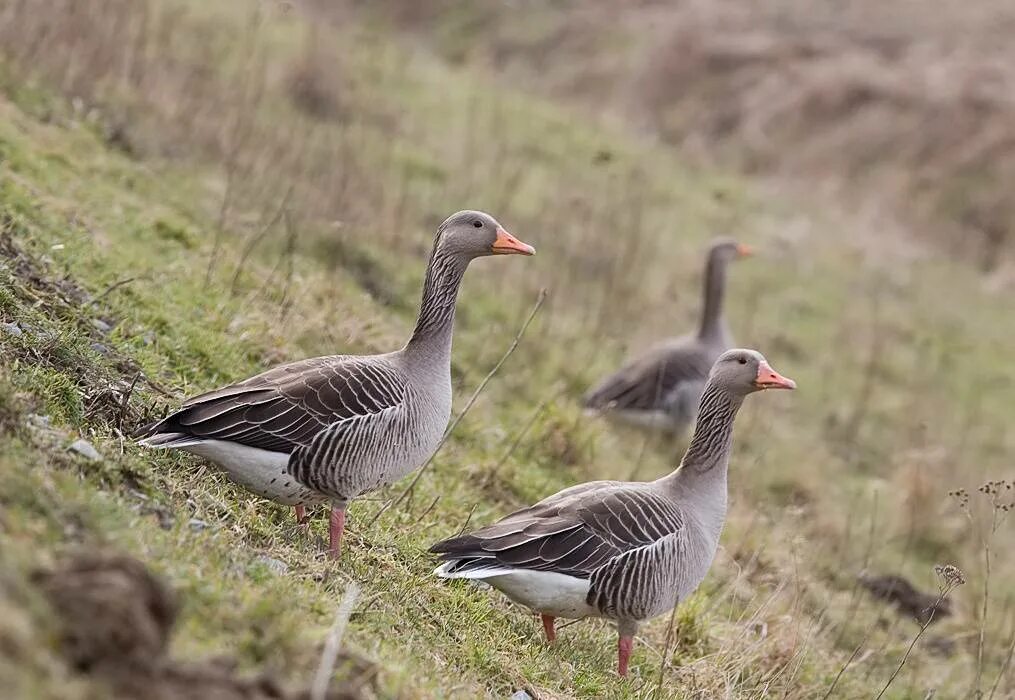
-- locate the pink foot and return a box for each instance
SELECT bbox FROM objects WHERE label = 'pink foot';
[328,507,346,559]
[618,635,633,677]
[541,614,556,644]
[294,505,307,525]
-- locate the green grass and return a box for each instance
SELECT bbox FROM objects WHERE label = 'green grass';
[1,1,1014,697]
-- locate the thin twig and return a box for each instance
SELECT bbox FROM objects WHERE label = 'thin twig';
[418,495,441,523]
[278,208,298,319]
[117,371,142,433]
[875,589,955,700]
[987,616,1015,700]
[91,276,140,304]
[821,624,875,700]
[366,289,547,527]
[229,185,293,295]
[483,385,561,487]
[655,602,681,698]
[975,507,998,695]
[310,581,361,700]
[456,502,479,537]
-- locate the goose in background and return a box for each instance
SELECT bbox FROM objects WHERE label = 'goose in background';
[137,210,535,558]
[431,349,795,677]
[583,239,751,435]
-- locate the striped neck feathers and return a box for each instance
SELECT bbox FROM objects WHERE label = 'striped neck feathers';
[680,381,743,475]
[406,244,469,355]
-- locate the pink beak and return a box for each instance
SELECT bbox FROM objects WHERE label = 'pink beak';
[491,226,535,256]
[754,361,796,390]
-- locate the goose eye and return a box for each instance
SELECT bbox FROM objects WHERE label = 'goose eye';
[738,357,747,365]
[472,220,483,228]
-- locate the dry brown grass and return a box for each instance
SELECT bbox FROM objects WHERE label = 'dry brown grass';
[342,0,1015,271]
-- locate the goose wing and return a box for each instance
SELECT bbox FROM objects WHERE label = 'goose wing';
[583,340,713,413]
[136,355,407,453]
[430,483,685,579]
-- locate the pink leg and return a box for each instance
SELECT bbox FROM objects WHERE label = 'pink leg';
[541,614,556,644]
[294,505,307,525]
[328,506,346,559]
[618,635,633,677]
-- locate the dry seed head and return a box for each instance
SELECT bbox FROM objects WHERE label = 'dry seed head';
[948,488,970,508]
[934,564,966,588]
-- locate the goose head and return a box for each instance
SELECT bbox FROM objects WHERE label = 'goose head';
[436,210,535,259]
[708,238,753,264]
[710,348,796,396]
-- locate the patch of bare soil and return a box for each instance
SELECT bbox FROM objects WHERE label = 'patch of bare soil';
[35,551,371,699]
[858,572,951,625]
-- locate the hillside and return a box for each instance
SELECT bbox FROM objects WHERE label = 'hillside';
[1,1,1014,698]
[336,0,1015,271]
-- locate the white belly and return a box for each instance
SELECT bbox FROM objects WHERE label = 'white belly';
[484,570,597,619]
[182,440,326,506]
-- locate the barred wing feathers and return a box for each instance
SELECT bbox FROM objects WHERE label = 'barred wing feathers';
[137,356,407,453]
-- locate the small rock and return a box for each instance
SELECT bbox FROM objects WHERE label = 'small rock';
[1,321,23,337]
[26,413,52,430]
[134,497,175,531]
[91,318,113,334]
[68,439,102,462]
[90,342,112,356]
[252,556,289,576]
[510,691,533,700]
[468,580,492,591]
[141,330,156,346]
[187,518,209,531]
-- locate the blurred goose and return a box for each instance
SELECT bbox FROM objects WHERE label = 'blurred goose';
[583,239,751,435]
[138,211,534,558]
[431,349,794,677]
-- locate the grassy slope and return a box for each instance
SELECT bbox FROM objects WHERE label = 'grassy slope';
[1,2,1014,698]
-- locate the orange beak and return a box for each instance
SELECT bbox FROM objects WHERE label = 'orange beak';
[735,243,753,258]
[491,226,535,256]
[754,361,796,390]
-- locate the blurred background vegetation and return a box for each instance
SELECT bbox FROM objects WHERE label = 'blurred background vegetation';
[0,0,1012,698]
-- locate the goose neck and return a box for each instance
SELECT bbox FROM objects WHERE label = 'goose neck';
[698,253,728,342]
[662,382,742,493]
[404,248,468,365]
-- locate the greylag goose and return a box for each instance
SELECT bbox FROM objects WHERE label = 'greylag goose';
[431,349,794,677]
[583,239,751,435]
[137,210,534,558]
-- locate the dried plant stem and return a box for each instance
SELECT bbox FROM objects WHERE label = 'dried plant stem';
[311,580,360,700]
[229,185,293,295]
[987,618,1015,700]
[875,590,953,700]
[654,602,681,698]
[484,385,560,486]
[367,289,547,527]
[821,623,876,700]
[975,508,999,694]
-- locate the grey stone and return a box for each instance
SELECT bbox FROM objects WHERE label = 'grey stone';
[253,556,289,576]
[68,438,102,462]
[1,322,23,337]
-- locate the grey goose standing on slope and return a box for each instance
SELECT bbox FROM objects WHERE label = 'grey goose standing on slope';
[583,239,751,435]
[431,349,795,677]
[137,211,535,558]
